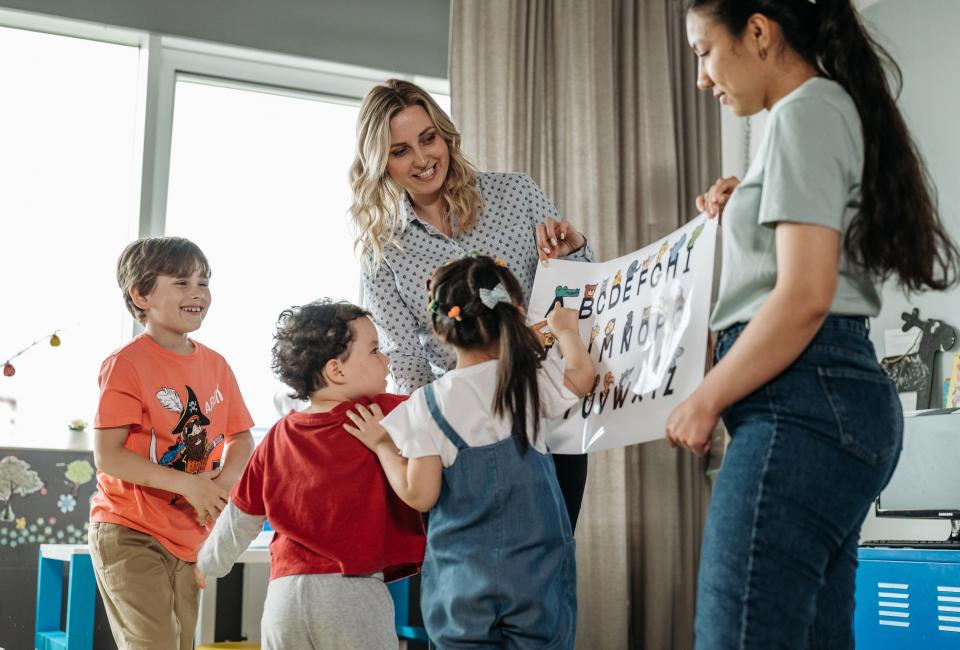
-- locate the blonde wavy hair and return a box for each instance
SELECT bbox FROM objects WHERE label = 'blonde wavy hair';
[349,79,483,271]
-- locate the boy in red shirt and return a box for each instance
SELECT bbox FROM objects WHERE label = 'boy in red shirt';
[89,237,255,650]
[196,300,425,649]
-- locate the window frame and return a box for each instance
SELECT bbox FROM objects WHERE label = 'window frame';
[0,7,449,441]
[141,36,449,238]
[0,6,449,326]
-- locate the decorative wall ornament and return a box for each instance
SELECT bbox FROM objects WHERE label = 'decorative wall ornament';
[882,308,957,410]
[2,330,63,377]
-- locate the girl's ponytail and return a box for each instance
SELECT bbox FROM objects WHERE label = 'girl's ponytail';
[813,0,958,291]
[429,255,545,452]
[494,298,544,452]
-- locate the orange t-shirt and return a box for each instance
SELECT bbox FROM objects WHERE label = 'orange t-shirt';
[91,334,254,561]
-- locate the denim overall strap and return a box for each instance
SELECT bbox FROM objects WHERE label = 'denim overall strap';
[423,384,469,450]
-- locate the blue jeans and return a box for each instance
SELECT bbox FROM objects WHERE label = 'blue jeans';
[695,316,903,649]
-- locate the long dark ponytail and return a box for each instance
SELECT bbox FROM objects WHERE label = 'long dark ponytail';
[428,255,544,452]
[688,0,958,291]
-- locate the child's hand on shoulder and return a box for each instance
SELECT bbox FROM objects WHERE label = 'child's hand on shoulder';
[344,403,391,452]
[547,306,580,337]
[179,468,229,526]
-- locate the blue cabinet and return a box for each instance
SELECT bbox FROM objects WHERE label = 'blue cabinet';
[856,548,960,648]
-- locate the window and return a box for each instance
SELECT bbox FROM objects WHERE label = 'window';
[0,26,141,438]
[0,18,450,442]
[164,78,365,428]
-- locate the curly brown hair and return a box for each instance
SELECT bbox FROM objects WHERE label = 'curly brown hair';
[272,300,371,401]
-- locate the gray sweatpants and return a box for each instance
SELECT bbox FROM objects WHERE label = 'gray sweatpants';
[262,572,398,650]
[197,501,398,649]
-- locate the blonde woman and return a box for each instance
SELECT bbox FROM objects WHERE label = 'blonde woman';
[350,79,594,529]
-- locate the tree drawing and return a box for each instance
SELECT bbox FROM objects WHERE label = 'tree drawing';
[63,459,94,497]
[0,456,44,522]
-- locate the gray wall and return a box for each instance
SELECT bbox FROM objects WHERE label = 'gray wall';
[859,0,960,541]
[0,0,450,78]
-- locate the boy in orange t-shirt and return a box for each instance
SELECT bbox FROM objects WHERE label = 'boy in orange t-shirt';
[89,237,255,650]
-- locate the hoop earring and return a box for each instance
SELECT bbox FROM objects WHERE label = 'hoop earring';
[759,46,768,61]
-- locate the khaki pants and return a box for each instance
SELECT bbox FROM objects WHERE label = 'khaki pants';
[88,522,199,650]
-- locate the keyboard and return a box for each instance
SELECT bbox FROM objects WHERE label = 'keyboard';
[861,539,960,549]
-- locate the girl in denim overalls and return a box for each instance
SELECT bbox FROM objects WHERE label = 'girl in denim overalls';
[346,254,595,648]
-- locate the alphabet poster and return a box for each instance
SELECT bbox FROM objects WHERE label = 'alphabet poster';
[529,215,717,454]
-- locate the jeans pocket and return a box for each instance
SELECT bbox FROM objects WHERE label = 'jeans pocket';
[817,366,901,466]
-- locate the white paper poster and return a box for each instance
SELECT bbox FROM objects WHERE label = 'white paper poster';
[528,215,718,453]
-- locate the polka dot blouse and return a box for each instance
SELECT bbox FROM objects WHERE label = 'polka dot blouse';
[362,172,596,394]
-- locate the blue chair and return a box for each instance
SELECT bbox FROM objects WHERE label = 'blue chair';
[387,577,428,642]
[35,545,95,650]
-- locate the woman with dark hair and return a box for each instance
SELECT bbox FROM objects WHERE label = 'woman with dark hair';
[665,0,959,647]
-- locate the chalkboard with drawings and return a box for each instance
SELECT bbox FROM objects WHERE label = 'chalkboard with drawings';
[0,448,117,650]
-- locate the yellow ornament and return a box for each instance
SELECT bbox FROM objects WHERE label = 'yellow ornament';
[50,334,61,347]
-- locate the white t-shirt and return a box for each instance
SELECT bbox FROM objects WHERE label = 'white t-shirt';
[381,354,579,467]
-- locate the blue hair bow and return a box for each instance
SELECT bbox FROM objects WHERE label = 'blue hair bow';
[479,283,511,309]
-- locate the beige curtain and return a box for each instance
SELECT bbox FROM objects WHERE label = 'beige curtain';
[450,1,721,647]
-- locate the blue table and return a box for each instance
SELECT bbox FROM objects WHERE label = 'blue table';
[35,539,428,647]
[387,576,429,642]
[35,544,95,650]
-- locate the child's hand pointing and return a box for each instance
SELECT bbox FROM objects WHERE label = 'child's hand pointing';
[546,306,580,337]
[344,403,391,452]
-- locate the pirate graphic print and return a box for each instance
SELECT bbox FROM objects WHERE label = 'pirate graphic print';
[149,385,224,475]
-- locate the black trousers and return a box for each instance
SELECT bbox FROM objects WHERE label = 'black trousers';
[552,453,589,531]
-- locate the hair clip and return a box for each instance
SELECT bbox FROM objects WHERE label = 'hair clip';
[494,257,508,267]
[467,249,481,258]
[427,298,438,313]
[479,283,511,309]
[447,305,462,321]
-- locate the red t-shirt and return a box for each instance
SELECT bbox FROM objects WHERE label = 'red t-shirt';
[91,334,254,561]
[231,394,426,582]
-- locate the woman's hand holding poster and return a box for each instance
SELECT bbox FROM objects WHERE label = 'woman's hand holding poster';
[529,215,718,453]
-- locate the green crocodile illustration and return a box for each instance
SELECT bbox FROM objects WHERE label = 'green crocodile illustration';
[545,285,582,317]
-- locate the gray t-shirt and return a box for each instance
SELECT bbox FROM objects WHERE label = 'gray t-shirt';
[709,77,881,332]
